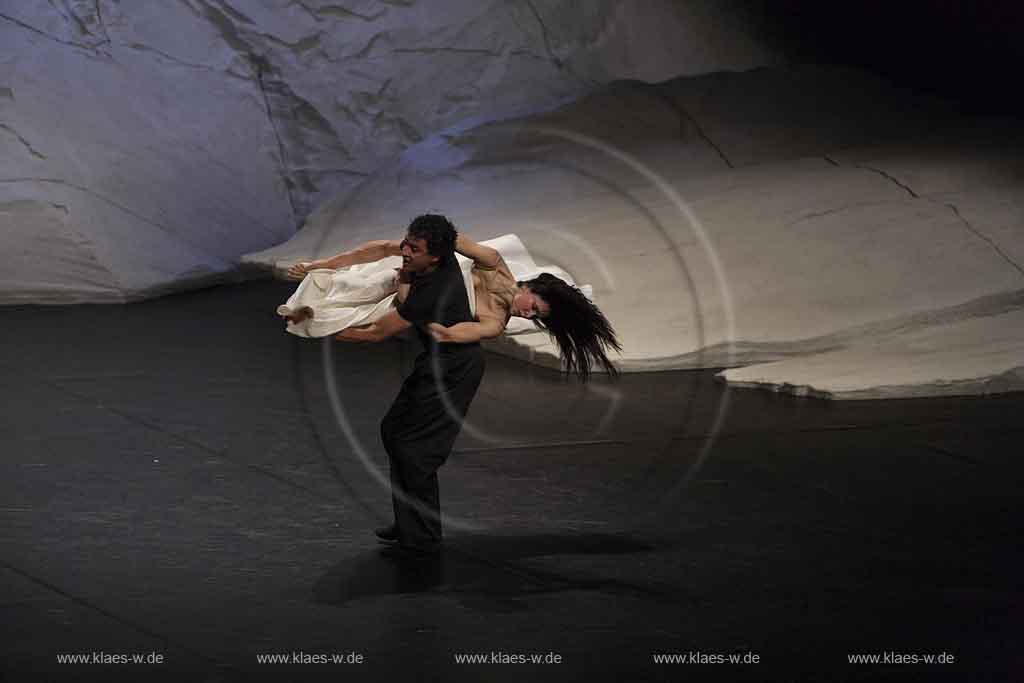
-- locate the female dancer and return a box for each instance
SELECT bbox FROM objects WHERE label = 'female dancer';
[281,231,621,382]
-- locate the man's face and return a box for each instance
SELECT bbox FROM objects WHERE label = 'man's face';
[400,234,439,273]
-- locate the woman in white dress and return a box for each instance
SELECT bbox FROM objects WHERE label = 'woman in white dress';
[279,230,621,382]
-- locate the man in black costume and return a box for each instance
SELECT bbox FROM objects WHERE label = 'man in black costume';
[335,214,484,557]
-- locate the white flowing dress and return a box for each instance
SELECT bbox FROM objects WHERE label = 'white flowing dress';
[277,234,590,338]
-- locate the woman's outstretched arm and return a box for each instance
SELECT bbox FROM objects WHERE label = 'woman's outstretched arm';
[286,239,402,281]
[428,316,506,343]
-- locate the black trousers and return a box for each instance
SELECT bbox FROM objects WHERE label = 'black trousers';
[380,345,485,550]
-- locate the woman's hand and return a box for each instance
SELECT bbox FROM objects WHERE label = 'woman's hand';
[285,261,315,282]
[427,323,450,343]
[392,266,415,287]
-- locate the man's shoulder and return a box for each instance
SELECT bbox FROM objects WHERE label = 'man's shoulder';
[440,257,463,276]
[420,259,463,285]
[416,256,459,275]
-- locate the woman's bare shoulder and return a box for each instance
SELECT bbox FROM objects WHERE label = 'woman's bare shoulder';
[472,255,512,279]
[496,256,515,280]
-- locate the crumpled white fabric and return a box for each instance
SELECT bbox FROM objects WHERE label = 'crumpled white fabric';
[277,233,592,338]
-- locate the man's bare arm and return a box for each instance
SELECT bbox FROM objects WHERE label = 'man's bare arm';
[335,308,411,343]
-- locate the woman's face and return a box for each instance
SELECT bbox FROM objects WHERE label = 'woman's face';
[511,288,550,319]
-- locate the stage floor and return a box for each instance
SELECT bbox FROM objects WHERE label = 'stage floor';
[2,279,1021,681]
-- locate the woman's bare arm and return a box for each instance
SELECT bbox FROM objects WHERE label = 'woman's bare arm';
[313,239,402,269]
[428,316,506,343]
[286,239,402,281]
[455,234,501,269]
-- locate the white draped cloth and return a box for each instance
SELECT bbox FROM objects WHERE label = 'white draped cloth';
[277,234,591,338]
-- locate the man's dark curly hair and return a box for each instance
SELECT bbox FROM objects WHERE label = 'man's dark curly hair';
[406,214,458,266]
[517,273,622,383]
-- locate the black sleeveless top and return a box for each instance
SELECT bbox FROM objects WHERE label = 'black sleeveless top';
[396,256,481,356]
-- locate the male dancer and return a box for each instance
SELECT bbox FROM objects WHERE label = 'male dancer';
[334,214,484,558]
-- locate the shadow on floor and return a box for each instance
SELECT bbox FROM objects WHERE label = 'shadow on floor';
[312,532,676,610]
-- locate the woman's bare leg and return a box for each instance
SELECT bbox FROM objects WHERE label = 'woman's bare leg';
[284,306,314,324]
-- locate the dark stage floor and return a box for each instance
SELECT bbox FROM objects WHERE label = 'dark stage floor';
[1,279,1021,681]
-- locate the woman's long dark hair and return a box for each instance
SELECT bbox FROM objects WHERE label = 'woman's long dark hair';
[518,273,622,382]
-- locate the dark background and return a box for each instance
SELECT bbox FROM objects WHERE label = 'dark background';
[750,0,1024,116]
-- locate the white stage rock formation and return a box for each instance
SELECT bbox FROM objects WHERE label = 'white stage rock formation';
[246,64,1024,400]
[0,0,776,303]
